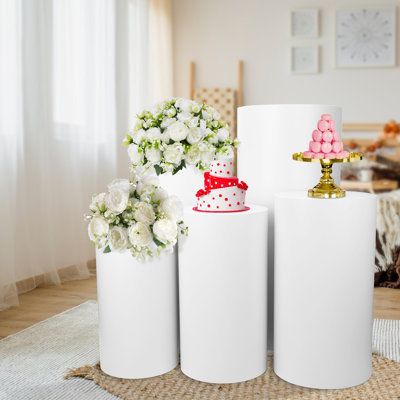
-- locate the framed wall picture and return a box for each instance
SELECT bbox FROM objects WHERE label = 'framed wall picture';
[336,7,396,67]
[291,46,319,74]
[291,9,319,38]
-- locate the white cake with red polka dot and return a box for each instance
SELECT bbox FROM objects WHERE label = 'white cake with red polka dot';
[195,158,248,212]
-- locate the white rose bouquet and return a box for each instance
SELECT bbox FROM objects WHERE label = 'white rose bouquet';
[86,176,187,261]
[123,98,239,175]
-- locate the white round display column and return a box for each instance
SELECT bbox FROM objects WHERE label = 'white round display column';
[160,168,203,207]
[179,205,268,383]
[237,104,342,351]
[274,191,376,389]
[96,249,178,379]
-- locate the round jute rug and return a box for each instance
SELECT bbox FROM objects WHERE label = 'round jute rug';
[65,355,400,400]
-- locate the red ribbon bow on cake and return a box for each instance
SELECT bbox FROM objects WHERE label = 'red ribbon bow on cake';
[196,189,211,198]
[237,181,248,190]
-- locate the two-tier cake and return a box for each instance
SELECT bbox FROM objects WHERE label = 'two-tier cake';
[194,158,249,212]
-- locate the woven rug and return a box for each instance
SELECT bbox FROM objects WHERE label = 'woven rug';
[66,355,400,400]
[0,301,399,400]
[66,317,400,400]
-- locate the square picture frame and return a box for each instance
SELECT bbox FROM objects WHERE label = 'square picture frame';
[335,7,396,68]
[291,9,319,38]
[291,46,319,74]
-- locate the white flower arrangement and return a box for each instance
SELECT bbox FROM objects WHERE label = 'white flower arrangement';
[123,98,239,175]
[86,176,187,261]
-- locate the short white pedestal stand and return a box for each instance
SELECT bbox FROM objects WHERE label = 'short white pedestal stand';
[179,205,268,383]
[238,104,342,351]
[96,250,178,379]
[274,192,376,389]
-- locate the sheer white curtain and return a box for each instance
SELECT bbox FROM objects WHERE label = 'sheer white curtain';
[0,0,172,310]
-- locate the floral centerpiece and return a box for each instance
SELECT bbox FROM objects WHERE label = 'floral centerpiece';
[123,98,239,175]
[86,174,187,260]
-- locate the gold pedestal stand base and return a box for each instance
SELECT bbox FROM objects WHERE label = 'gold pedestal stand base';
[292,152,363,199]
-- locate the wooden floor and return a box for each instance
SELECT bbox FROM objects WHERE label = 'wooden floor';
[0,278,399,339]
[0,276,97,339]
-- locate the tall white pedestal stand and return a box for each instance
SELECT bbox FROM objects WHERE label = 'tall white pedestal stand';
[96,249,178,379]
[237,104,342,351]
[274,191,376,389]
[179,205,268,383]
[160,168,203,207]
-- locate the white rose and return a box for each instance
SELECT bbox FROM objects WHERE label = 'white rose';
[89,193,106,212]
[106,189,129,214]
[153,219,178,244]
[132,129,146,144]
[161,117,176,129]
[167,121,189,141]
[107,179,130,194]
[128,222,152,247]
[153,187,169,203]
[187,117,199,128]
[185,145,201,165]
[166,107,177,117]
[145,147,162,163]
[108,226,128,252]
[161,130,170,143]
[191,103,201,113]
[213,111,221,120]
[88,216,109,241]
[175,98,191,112]
[146,127,162,141]
[127,144,144,164]
[201,110,211,121]
[159,196,183,222]
[134,201,156,225]
[198,143,215,165]
[217,128,229,142]
[177,112,192,123]
[187,127,203,144]
[142,174,160,187]
[164,143,184,164]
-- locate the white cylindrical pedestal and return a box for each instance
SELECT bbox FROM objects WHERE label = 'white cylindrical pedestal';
[274,192,376,389]
[237,104,342,350]
[96,249,178,379]
[179,205,268,383]
[160,168,203,207]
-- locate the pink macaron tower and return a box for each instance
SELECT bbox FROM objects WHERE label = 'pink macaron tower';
[302,114,349,160]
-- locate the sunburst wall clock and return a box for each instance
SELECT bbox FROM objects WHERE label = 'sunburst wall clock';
[336,7,396,67]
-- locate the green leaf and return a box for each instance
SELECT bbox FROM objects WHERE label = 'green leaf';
[154,165,164,176]
[103,245,111,253]
[172,159,186,175]
[122,135,133,147]
[153,237,165,247]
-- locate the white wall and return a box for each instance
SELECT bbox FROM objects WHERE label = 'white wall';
[172,0,400,123]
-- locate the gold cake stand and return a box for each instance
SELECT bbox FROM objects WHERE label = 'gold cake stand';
[292,152,363,199]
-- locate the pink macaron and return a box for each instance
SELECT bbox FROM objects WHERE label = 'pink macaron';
[302,151,314,159]
[314,152,325,159]
[309,141,322,153]
[321,114,332,121]
[336,150,349,159]
[322,131,333,143]
[312,129,323,142]
[332,141,343,153]
[317,119,330,132]
[332,130,340,141]
[321,142,332,153]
